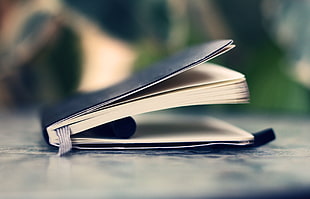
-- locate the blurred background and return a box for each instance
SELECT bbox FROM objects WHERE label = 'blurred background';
[0,0,309,113]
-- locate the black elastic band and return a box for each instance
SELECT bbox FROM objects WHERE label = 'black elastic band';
[252,128,276,147]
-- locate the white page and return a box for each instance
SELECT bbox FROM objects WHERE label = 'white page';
[71,114,254,145]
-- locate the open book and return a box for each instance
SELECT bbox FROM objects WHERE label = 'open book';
[41,40,273,155]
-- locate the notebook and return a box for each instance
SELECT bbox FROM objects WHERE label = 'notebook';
[41,40,274,155]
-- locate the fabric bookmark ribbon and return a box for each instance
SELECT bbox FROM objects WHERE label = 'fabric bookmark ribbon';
[55,126,72,156]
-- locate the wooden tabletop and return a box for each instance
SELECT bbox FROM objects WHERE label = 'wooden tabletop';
[0,109,309,199]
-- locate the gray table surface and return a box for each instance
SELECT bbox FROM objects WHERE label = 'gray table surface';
[0,109,309,199]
